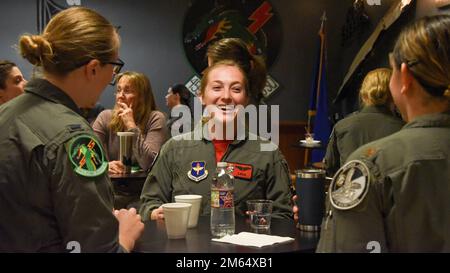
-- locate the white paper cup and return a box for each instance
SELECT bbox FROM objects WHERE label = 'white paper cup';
[174,194,202,228]
[162,202,191,239]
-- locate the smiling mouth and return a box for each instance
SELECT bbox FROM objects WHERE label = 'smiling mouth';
[217,105,236,114]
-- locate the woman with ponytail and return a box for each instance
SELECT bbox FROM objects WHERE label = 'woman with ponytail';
[318,14,450,253]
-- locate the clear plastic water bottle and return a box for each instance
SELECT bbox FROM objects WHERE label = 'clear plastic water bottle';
[211,162,235,238]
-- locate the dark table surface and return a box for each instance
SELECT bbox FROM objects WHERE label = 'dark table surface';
[109,171,148,209]
[134,216,319,253]
[109,171,148,195]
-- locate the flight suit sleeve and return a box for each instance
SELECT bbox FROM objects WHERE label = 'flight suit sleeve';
[46,130,126,253]
[324,128,340,177]
[265,149,293,220]
[316,161,388,253]
[139,140,173,221]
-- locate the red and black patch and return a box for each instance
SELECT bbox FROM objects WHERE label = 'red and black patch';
[228,162,253,180]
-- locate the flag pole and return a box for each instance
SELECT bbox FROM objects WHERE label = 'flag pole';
[304,11,327,167]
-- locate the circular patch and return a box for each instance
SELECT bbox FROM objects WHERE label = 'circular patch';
[329,160,370,210]
[182,0,282,74]
[68,135,107,177]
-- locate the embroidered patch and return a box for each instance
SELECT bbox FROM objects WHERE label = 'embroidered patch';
[228,162,253,180]
[187,161,208,182]
[329,160,370,210]
[365,147,377,157]
[68,135,107,177]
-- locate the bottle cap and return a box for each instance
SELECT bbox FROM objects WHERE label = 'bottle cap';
[217,162,228,168]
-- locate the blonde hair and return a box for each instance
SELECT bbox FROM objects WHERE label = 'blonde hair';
[392,15,450,100]
[359,68,393,107]
[207,38,266,103]
[19,7,119,76]
[199,60,249,98]
[110,71,156,133]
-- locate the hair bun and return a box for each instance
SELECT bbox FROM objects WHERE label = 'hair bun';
[19,34,53,66]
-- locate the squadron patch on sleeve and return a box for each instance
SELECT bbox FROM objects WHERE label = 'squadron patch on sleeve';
[68,135,108,177]
[187,161,208,182]
[329,160,370,210]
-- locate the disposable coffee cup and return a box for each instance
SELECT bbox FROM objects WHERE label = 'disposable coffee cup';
[175,194,202,228]
[117,132,135,173]
[162,203,192,239]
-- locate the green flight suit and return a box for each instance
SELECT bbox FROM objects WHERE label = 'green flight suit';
[0,79,125,252]
[139,125,293,221]
[324,105,404,176]
[317,111,450,252]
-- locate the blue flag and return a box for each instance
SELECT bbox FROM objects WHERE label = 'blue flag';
[307,12,331,163]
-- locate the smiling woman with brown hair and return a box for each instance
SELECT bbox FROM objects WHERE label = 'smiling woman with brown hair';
[140,60,292,223]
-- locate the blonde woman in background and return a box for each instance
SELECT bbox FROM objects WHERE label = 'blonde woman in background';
[323,68,404,176]
[93,71,168,174]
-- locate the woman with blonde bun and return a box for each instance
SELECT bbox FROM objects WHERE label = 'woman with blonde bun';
[324,68,404,176]
[0,7,143,252]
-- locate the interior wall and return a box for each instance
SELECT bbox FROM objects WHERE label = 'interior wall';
[1,0,447,122]
[0,0,352,122]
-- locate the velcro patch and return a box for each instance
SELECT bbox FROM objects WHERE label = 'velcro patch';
[187,161,208,182]
[68,135,107,177]
[329,160,370,210]
[228,162,253,180]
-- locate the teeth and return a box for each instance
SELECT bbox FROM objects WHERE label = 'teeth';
[218,105,235,111]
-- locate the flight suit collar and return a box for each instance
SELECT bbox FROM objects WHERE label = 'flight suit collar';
[404,111,450,129]
[360,105,392,115]
[25,78,81,115]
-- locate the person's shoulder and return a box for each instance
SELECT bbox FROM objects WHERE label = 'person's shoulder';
[148,110,167,123]
[150,110,166,118]
[237,134,281,155]
[333,111,360,129]
[159,132,202,153]
[347,129,407,174]
[96,109,112,119]
[20,101,91,138]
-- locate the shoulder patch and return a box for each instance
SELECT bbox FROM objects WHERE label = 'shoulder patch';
[67,134,107,177]
[329,160,370,210]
